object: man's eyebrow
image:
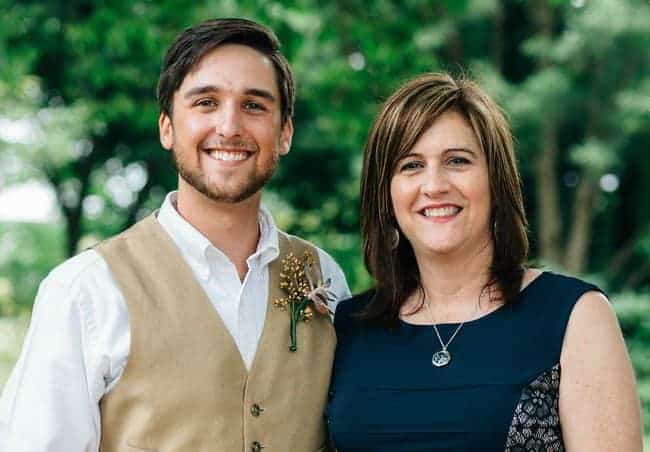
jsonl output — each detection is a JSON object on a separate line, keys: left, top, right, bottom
{"left": 244, "top": 88, "right": 276, "bottom": 103}
{"left": 183, "top": 85, "right": 219, "bottom": 99}
{"left": 183, "top": 85, "right": 277, "bottom": 103}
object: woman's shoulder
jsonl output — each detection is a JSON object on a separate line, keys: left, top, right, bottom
{"left": 522, "top": 269, "right": 605, "bottom": 308}
{"left": 515, "top": 269, "right": 606, "bottom": 333}
{"left": 500, "top": 270, "right": 611, "bottom": 376}
{"left": 548, "top": 270, "right": 613, "bottom": 337}
{"left": 534, "top": 269, "right": 602, "bottom": 291}
{"left": 517, "top": 269, "right": 608, "bottom": 355}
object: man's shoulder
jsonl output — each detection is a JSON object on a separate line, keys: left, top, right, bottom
{"left": 46, "top": 219, "right": 151, "bottom": 289}
{"left": 98, "top": 215, "right": 157, "bottom": 248}
{"left": 45, "top": 249, "right": 109, "bottom": 290}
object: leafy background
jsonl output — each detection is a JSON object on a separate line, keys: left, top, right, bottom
{"left": 0, "top": 0, "right": 648, "bottom": 444}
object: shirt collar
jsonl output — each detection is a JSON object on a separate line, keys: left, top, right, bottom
{"left": 156, "top": 191, "right": 280, "bottom": 281}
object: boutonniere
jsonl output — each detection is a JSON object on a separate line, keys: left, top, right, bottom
{"left": 273, "top": 250, "right": 335, "bottom": 352}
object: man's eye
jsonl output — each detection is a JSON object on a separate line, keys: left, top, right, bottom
{"left": 245, "top": 101, "right": 266, "bottom": 111}
{"left": 196, "top": 99, "right": 216, "bottom": 107}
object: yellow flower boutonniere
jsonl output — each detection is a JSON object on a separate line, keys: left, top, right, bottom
{"left": 273, "top": 250, "right": 335, "bottom": 352}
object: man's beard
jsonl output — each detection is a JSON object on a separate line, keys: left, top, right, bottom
{"left": 172, "top": 150, "right": 277, "bottom": 204}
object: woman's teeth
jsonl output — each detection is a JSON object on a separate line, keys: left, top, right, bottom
{"left": 422, "top": 206, "right": 460, "bottom": 217}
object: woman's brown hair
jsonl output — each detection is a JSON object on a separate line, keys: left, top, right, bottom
{"left": 360, "top": 72, "right": 529, "bottom": 327}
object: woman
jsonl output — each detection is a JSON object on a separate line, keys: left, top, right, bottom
{"left": 327, "top": 73, "right": 642, "bottom": 451}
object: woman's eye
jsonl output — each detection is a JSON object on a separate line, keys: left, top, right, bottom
{"left": 399, "top": 161, "right": 423, "bottom": 172}
{"left": 447, "top": 156, "right": 470, "bottom": 166}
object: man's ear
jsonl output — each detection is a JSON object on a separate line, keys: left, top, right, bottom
{"left": 279, "top": 117, "right": 293, "bottom": 156}
{"left": 159, "top": 112, "right": 173, "bottom": 150}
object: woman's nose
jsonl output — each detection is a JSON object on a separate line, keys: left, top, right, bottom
{"left": 421, "top": 166, "right": 450, "bottom": 195}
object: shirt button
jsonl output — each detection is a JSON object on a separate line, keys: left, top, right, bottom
{"left": 251, "top": 441, "right": 265, "bottom": 452}
{"left": 251, "top": 403, "right": 264, "bottom": 417}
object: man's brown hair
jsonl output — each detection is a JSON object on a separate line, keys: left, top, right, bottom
{"left": 157, "top": 17, "right": 295, "bottom": 125}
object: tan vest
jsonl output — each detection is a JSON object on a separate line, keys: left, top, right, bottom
{"left": 96, "top": 215, "right": 336, "bottom": 451}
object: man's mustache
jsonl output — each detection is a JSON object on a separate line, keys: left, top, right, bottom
{"left": 200, "top": 138, "right": 258, "bottom": 152}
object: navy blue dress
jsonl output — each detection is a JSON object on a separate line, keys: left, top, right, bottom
{"left": 327, "top": 272, "right": 601, "bottom": 451}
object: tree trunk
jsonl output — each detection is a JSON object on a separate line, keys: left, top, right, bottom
{"left": 491, "top": 1, "right": 504, "bottom": 72}
{"left": 563, "top": 57, "right": 609, "bottom": 274}
{"left": 529, "top": 0, "right": 563, "bottom": 265}
{"left": 446, "top": 28, "right": 465, "bottom": 64}
{"left": 63, "top": 203, "right": 83, "bottom": 257}
{"left": 49, "top": 155, "right": 93, "bottom": 258}
{"left": 535, "top": 124, "right": 563, "bottom": 264}
{"left": 564, "top": 178, "right": 597, "bottom": 274}
{"left": 606, "top": 237, "right": 638, "bottom": 278}
{"left": 624, "top": 263, "right": 650, "bottom": 289}
{"left": 59, "top": 171, "right": 91, "bottom": 257}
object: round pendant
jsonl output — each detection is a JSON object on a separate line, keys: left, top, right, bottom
{"left": 431, "top": 350, "right": 451, "bottom": 367}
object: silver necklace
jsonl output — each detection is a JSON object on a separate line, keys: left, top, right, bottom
{"left": 431, "top": 322, "right": 464, "bottom": 367}
{"left": 424, "top": 298, "right": 479, "bottom": 368}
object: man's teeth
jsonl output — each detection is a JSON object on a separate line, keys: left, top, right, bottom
{"left": 423, "top": 206, "right": 460, "bottom": 217}
{"left": 210, "top": 151, "right": 248, "bottom": 161}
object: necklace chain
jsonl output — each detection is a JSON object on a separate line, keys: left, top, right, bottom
{"left": 432, "top": 322, "right": 464, "bottom": 351}
{"left": 423, "top": 294, "right": 482, "bottom": 367}
{"left": 424, "top": 300, "right": 467, "bottom": 351}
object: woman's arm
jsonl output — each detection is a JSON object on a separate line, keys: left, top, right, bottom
{"left": 559, "top": 291, "right": 643, "bottom": 451}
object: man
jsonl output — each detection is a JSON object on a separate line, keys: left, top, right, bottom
{"left": 0, "top": 18, "right": 349, "bottom": 451}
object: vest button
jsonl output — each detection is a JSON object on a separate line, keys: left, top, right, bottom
{"left": 251, "top": 441, "right": 265, "bottom": 452}
{"left": 251, "top": 403, "right": 265, "bottom": 417}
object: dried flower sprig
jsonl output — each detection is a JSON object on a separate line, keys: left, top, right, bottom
{"left": 274, "top": 251, "right": 335, "bottom": 351}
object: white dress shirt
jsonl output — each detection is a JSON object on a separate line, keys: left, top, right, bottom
{"left": 0, "top": 192, "right": 350, "bottom": 452}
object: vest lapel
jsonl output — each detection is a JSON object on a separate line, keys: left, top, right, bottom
{"left": 247, "top": 232, "right": 291, "bottom": 374}
{"left": 139, "top": 214, "right": 247, "bottom": 374}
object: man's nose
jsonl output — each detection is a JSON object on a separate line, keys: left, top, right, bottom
{"left": 214, "top": 102, "right": 243, "bottom": 138}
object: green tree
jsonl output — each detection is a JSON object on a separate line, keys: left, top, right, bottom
{"left": 1, "top": 0, "right": 649, "bottom": 295}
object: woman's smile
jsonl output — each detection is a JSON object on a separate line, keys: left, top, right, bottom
{"left": 418, "top": 204, "right": 463, "bottom": 223}
{"left": 390, "top": 109, "right": 491, "bottom": 257}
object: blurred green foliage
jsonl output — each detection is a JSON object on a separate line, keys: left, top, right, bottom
{"left": 1, "top": 0, "right": 648, "bottom": 295}
{"left": 0, "top": 0, "right": 649, "bottom": 437}
{"left": 0, "top": 314, "right": 28, "bottom": 387}
{"left": 0, "top": 223, "right": 65, "bottom": 316}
